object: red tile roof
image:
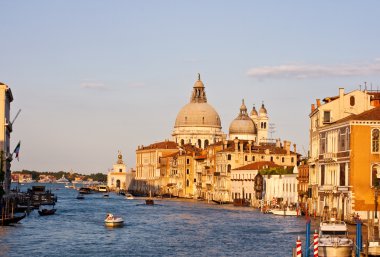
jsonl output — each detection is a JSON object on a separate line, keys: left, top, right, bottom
{"left": 334, "top": 107, "right": 380, "bottom": 124}
{"left": 139, "top": 141, "right": 178, "bottom": 150}
{"left": 233, "top": 161, "right": 280, "bottom": 171}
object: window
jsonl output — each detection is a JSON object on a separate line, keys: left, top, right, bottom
{"left": 228, "top": 154, "right": 231, "bottom": 160}
{"left": 204, "top": 140, "right": 209, "bottom": 148}
{"left": 186, "top": 169, "right": 189, "bottom": 175}
{"left": 186, "top": 179, "right": 189, "bottom": 187}
{"left": 350, "top": 96, "right": 355, "bottom": 106}
{"left": 372, "top": 129, "right": 380, "bottom": 153}
{"left": 340, "top": 163, "right": 346, "bottom": 186}
{"left": 181, "top": 139, "right": 184, "bottom": 146}
{"left": 119, "top": 168, "right": 122, "bottom": 172}
{"left": 252, "top": 156, "right": 255, "bottom": 161}
{"left": 270, "top": 156, "right": 273, "bottom": 162}
{"left": 281, "top": 157, "right": 285, "bottom": 163}
{"left": 321, "top": 165, "right": 325, "bottom": 186}
{"left": 187, "top": 158, "right": 190, "bottom": 165}
{"left": 227, "top": 164, "right": 231, "bottom": 172}
{"left": 320, "top": 132, "right": 326, "bottom": 154}
{"left": 198, "top": 139, "right": 202, "bottom": 148}
{"left": 323, "top": 111, "right": 331, "bottom": 123}
{"left": 372, "top": 165, "right": 380, "bottom": 187}
{"left": 245, "top": 156, "right": 248, "bottom": 161}
{"left": 194, "top": 178, "right": 196, "bottom": 182}
{"left": 291, "top": 157, "right": 294, "bottom": 163}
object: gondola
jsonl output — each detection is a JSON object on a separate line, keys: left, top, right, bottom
{"left": 1, "top": 212, "right": 27, "bottom": 226}
{"left": 38, "top": 208, "right": 57, "bottom": 216}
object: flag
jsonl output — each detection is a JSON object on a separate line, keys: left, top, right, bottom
{"left": 13, "top": 141, "right": 21, "bottom": 161}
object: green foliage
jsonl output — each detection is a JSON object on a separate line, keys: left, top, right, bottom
{"left": 259, "top": 167, "right": 294, "bottom": 175}
{"left": 13, "top": 170, "right": 107, "bottom": 182}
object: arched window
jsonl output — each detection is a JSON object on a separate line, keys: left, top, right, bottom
{"left": 180, "top": 139, "right": 184, "bottom": 146}
{"left": 372, "top": 129, "right": 379, "bottom": 153}
{"left": 198, "top": 139, "right": 202, "bottom": 148}
{"left": 270, "top": 156, "right": 273, "bottom": 162}
{"left": 204, "top": 140, "right": 209, "bottom": 148}
{"left": 252, "top": 156, "right": 255, "bottom": 161}
{"left": 245, "top": 155, "right": 248, "bottom": 161}
{"left": 264, "top": 122, "right": 267, "bottom": 129}
{"left": 350, "top": 96, "right": 355, "bottom": 106}
{"left": 227, "top": 164, "right": 231, "bottom": 172}
{"left": 186, "top": 179, "right": 189, "bottom": 187}
{"left": 227, "top": 154, "right": 232, "bottom": 160}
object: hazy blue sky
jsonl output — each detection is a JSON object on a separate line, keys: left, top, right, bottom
{"left": 1, "top": 1, "right": 380, "bottom": 174}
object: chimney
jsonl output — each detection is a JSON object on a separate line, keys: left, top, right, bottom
{"left": 339, "top": 88, "right": 344, "bottom": 99}
{"left": 284, "top": 140, "right": 291, "bottom": 155}
{"left": 316, "top": 99, "right": 321, "bottom": 107}
{"left": 311, "top": 104, "right": 315, "bottom": 112}
{"left": 276, "top": 138, "right": 281, "bottom": 148}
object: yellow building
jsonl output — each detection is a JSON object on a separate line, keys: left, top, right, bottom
{"left": 308, "top": 88, "right": 380, "bottom": 219}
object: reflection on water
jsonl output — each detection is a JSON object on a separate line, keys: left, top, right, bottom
{"left": 0, "top": 184, "right": 309, "bottom": 257}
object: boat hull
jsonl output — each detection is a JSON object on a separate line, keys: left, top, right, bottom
{"left": 318, "top": 246, "right": 353, "bottom": 257}
{"left": 271, "top": 210, "right": 298, "bottom": 216}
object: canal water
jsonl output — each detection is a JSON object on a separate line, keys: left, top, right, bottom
{"left": 0, "top": 184, "right": 313, "bottom": 257}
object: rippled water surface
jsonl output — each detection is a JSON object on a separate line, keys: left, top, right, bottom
{"left": 0, "top": 184, "right": 311, "bottom": 257}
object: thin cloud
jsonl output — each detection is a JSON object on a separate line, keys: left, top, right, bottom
{"left": 128, "top": 82, "right": 145, "bottom": 88}
{"left": 80, "top": 81, "right": 109, "bottom": 90}
{"left": 247, "top": 59, "right": 380, "bottom": 79}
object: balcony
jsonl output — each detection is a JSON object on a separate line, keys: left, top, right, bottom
{"left": 321, "top": 152, "right": 337, "bottom": 162}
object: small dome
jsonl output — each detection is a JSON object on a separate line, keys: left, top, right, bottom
{"left": 229, "top": 99, "right": 257, "bottom": 135}
{"left": 259, "top": 103, "right": 267, "bottom": 115}
{"left": 250, "top": 105, "right": 258, "bottom": 116}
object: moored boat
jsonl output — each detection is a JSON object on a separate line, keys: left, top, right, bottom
{"left": 0, "top": 212, "right": 27, "bottom": 226}
{"left": 104, "top": 213, "right": 124, "bottom": 227}
{"left": 38, "top": 208, "right": 57, "bottom": 216}
{"left": 270, "top": 208, "right": 298, "bottom": 216}
{"left": 125, "top": 193, "right": 134, "bottom": 200}
{"left": 318, "top": 218, "right": 353, "bottom": 257}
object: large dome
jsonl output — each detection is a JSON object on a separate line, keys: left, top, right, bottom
{"left": 229, "top": 100, "right": 257, "bottom": 135}
{"left": 175, "top": 102, "right": 221, "bottom": 128}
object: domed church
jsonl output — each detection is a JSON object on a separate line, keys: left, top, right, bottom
{"left": 172, "top": 74, "right": 224, "bottom": 149}
{"left": 229, "top": 99, "right": 257, "bottom": 141}
{"left": 229, "top": 100, "right": 269, "bottom": 144}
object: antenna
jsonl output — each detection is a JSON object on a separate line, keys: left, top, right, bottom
{"left": 268, "top": 123, "right": 276, "bottom": 139}
{"left": 11, "top": 109, "right": 21, "bottom": 125}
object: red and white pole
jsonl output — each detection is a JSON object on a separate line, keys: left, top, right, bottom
{"left": 313, "top": 230, "right": 319, "bottom": 257}
{"left": 296, "top": 236, "right": 302, "bottom": 257}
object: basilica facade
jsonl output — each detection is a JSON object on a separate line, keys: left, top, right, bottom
{"left": 135, "top": 75, "right": 299, "bottom": 202}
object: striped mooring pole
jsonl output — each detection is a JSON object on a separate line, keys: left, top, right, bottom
{"left": 296, "top": 236, "right": 302, "bottom": 257}
{"left": 313, "top": 230, "right": 319, "bottom": 257}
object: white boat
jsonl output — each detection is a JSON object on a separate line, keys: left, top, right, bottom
{"left": 98, "top": 185, "right": 108, "bottom": 192}
{"left": 104, "top": 213, "right": 124, "bottom": 227}
{"left": 125, "top": 193, "right": 134, "bottom": 200}
{"left": 318, "top": 218, "right": 353, "bottom": 257}
{"left": 270, "top": 207, "right": 298, "bottom": 216}
{"left": 57, "top": 175, "right": 70, "bottom": 183}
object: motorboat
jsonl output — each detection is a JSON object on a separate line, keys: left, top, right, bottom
{"left": 76, "top": 193, "right": 85, "bottom": 200}
{"left": 125, "top": 193, "right": 134, "bottom": 200}
{"left": 98, "top": 185, "right": 108, "bottom": 192}
{"left": 270, "top": 207, "right": 298, "bottom": 216}
{"left": 103, "top": 193, "right": 109, "bottom": 198}
{"left": 318, "top": 218, "right": 353, "bottom": 257}
{"left": 104, "top": 213, "right": 124, "bottom": 227}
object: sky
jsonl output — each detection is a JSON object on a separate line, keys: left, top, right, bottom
{"left": 1, "top": 1, "right": 380, "bottom": 174}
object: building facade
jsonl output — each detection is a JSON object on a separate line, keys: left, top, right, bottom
{"left": 107, "top": 152, "right": 128, "bottom": 191}
{"left": 308, "top": 87, "right": 380, "bottom": 219}
{"left": 0, "top": 83, "right": 13, "bottom": 194}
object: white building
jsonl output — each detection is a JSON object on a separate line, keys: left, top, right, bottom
{"left": 107, "top": 152, "right": 128, "bottom": 191}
